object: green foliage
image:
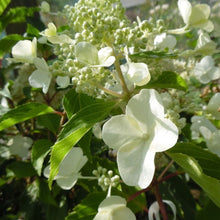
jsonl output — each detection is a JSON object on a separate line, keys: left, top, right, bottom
{"left": 49, "top": 101, "right": 115, "bottom": 188}
{"left": 145, "top": 71, "right": 188, "bottom": 91}
{"left": 129, "top": 50, "right": 178, "bottom": 59}
{"left": 168, "top": 148, "right": 220, "bottom": 207}
{"left": 0, "top": 103, "right": 54, "bottom": 131}
{"left": 0, "top": 0, "right": 11, "bottom": 16}
{"left": 31, "top": 139, "right": 53, "bottom": 176}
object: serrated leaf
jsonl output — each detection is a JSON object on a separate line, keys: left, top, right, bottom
{"left": 63, "top": 89, "right": 99, "bottom": 119}
{"left": 168, "top": 143, "right": 220, "bottom": 179}
{"left": 0, "top": 103, "right": 54, "bottom": 131}
{"left": 6, "top": 161, "right": 36, "bottom": 178}
{"left": 167, "top": 152, "right": 220, "bottom": 207}
{"left": 129, "top": 51, "right": 178, "bottom": 59}
{"left": 145, "top": 71, "right": 188, "bottom": 91}
{"left": 0, "top": 0, "right": 11, "bottom": 16}
{"left": 37, "top": 114, "right": 61, "bottom": 134}
{"left": 49, "top": 101, "right": 115, "bottom": 188}
{"left": 31, "top": 139, "right": 52, "bottom": 176}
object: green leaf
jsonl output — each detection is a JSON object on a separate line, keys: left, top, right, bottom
{"left": 129, "top": 50, "right": 178, "bottom": 59}
{"left": 66, "top": 192, "right": 106, "bottom": 220}
{"left": 78, "top": 130, "right": 92, "bottom": 160}
{"left": 0, "top": 103, "right": 54, "bottom": 131}
{"left": 0, "top": 34, "right": 25, "bottom": 58}
{"left": 196, "top": 200, "right": 220, "bottom": 220}
{"left": 63, "top": 89, "right": 99, "bottom": 119}
{"left": 0, "top": 0, "right": 11, "bottom": 16}
{"left": 37, "top": 114, "right": 61, "bottom": 134}
{"left": 145, "top": 71, "right": 188, "bottom": 91}
{"left": 0, "top": 6, "right": 39, "bottom": 32}
{"left": 49, "top": 101, "right": 115, "bottom": 188}
{"left": 26, "top": 23, "right": 40, "bottom": 36}
{"left": 6, "top": 161, "right": 36, "bottom": 178}
{"left": 168, "top": 143, "right": 220, "bottom": 179}
{"left": 167, "top": 152, "right": 220, "bottom": 207}
{"left": 31, "top": 139, "right": 52, "bottom": 176}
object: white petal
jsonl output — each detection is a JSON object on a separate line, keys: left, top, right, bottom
{"left": 178, "top": 0, "right": 192, "bottom": 25}
{"left": 102, "top": 115, "right": 143, "bottom": 151}
{"left": 28, "top": 69, "right": 51, "bottom": 94}
{"left": 206, "top": 93, "right": 220, "bottom": 120}
{"left": 44, "top": 22, "right": 57, "bottom": 37}
{"left": 209, "top": 67, "right": 220, "bottom": 81}
{"left": 148, "top": 201, "right": 160, "bottom": 220}
{"left": 56, "top": 175, "right": 79, "bottom": 190}
{"left": 58, "top": 147, "right": 87, "bottom": 176}
{"left": 98, "top": 196, "right": 126, "bottom": 211}
{"left": 98, "top": 47, "right": 115, "bottom": 67}
{"left": 93, "top": 211, "right": 111, "bottom": 220}
{"left": 112, "top": 206, "right": 136, "bottom": 220}
{"left": 56, "top": 76, "right": 70, "bottom": 88}
{"left": 206, "top": 130, "right": 220, "bottom": 157}
{"left": 117, "top": 141, "right": 156, "bottom": 188}
{"left": 11, "top": 38, "right": 37, "bottom": 63}
{"left": 149, "top": 200, "right": 176, "bottom": 220}
{"left": 126, "top": 89, "right": 164, "bottom": 133}
{"left": 33, "top": 57, "right": 49, "bottom": 71}
{"left": 150, "top": 118, "right": 178, "bottom": 152}
{"left": 48, "top": 35, "right": 74, "bottom": 44}
{"left": 127, "top": 63, "right": 151, "bottom": 86}
{"left": 43, "top": 165, "right": 50, "bottom": 178}
{"left": 200, "top": 56, "right": 214, "bottom": 69}
{"left": 75, "top": 42, "right": 98, "bottom": 65}
{"left": 190, "top": 4, "right": 211, "bottom": 26}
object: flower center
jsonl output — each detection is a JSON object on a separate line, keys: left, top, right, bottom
{"left": 142, "top": 132, "right": 149, "bottom": 140}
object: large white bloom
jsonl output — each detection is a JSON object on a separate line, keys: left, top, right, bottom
{"left": 10, "top": 38, "right": 37, "bottom": 63}
{"left": 102, "top": 89, "right": 178, "bottom": 188}
{"left": 29, "top": 57, "right": 52, "bottom": 94}
{"left": 41, "top": 23, "right": 74, "bottom": 44}
{"left": 44, "top": 147, "right": 88, "bottom": 190}
{"left": 206, "top": 93, "right": 220, "bottom": 120}
{"left": 193, "top": 56, "right": 220, "bottom": 84}
{"left": 93, "top": 196, "right": 136, "bottom": 220}
{"left": 178, "top": 0, "right": 214, "bottom": 32}
{"left": 75, "top": 42, "right": 115, "bottom": 67}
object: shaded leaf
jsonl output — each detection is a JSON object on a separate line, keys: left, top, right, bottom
{"left": 6, "top": 161, "right": 36, "bottom": 178}
{"left": 168, "top": 143, "right": 220, "bottom": 179}
{"left": 0, "top": 0, "right": 11, "bottom": 16}
{"left": 167, "top": 152, "right": 220, "bottom": 207}
{"left": 31, "top": 139, "right": 52, "bottom": 176}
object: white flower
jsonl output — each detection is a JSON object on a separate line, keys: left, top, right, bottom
{"left": 154, "top": 33, "right": 177, "bottom": 51}
{"left": 102, "top": 89, "right": 178, "bottom": 188}
{"left": 193, "top": 56, "right": 220, "bottom": 84}
{"left": 75, "top": 42, "right": 115, "bottom": 67}
{"left": 44, "top": 147, "right": 88, "bottom": 190}
{"left": 40, "top": 1, "right": 50, "bottom": 13}
{"left": 9, "top": 38, "right": 37, "bottom": 63}
{"left": 126, "top": 62, "right": 151, "bottom": 86}
{"left": 29, "top": 57, "right": 52, "bottom": 94}
{"left": 178, "top": 0, "right": 214, "bottom": 32}
{"left": 7, "top": 135, "right": 33, "bottom": 159}
{"left": 93, "top": 196, "right": 136, "bottom": 220}
{"left": 41, "top": 23, "right": 74, "bottom": 44}
{"left": 206, "top": 93, "right": 220, "bottom": 120}
{"left": 195, "top": 32, "right": 217, "bottom": 55}
{"left": 191, "top": 116, "right": 220, "bottom": 156}
{"left": 191, "top": 116, "right": 216, "bottom": 139}
{"left": 148, "top": 200, "right": 176, "bottom": 220}
{"left": 56, "top": 76, "right": 70, "bottom": 88}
